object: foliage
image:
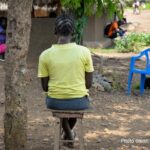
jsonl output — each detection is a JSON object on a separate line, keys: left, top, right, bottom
{"left": 144, "top": 3, "right": 150, "bottom": 9}
{"left": 124, "top": 0, "right": 150, "bottom": 9}
{"left": 73, "top": 16, "right": 87, "bottom": 44}
{"left": 124, "top": 0, "right": 133, "bottom": 7}
{"left": 61, "top": 0, "right": 124, "bottom": 17}
{"left": 114, "top": 33, "right": 150, "bottom": 53}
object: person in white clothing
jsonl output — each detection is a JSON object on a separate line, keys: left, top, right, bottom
{"left": 133, "top": 0, "right": 140, "bottom": 15}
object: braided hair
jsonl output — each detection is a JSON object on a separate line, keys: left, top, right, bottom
{"left": 55, "top": 14, "right": 74, "bottom": 36}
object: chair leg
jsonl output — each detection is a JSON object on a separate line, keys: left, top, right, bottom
{"left": 54, "top": 118, "right": 61, "bottom": 150}
{"left": 127, "top": 72, "right": 133, "bottom": 95}
{"left": 78, "top": 118, "right": 84, "bottom": 150}
{"left": 140, "top": 74, "right": 146, "bottom": 95}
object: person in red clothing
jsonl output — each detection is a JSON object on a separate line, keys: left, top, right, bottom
{"left": 107, "top": 20, "right": 126, "bottom": 39}
{"left": 107, "top": 21, "right": 118, "bottom": 38}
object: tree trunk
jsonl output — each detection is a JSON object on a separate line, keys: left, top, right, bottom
{"left": 4, "top": 0, "right": 33, "bottom": 150}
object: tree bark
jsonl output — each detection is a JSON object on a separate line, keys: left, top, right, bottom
{"left": 4, "top": 0, "right": 33, "bottom": 150}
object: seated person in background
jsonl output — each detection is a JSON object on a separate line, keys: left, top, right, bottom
{"left": 105, "top": 19, "right": 126, "bottom": 39}
{"left": 0, "top": 17, "right": 7, "bottom": 61}
{"left": 133, "top": 0, "right": 140, "bottom": 14}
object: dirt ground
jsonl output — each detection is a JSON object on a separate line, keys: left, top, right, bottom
{"left": 124, "top": 9, "right": 150, "bottom": 34}
{"left": 0, "top": 10, "right": 150, "bottom": 150}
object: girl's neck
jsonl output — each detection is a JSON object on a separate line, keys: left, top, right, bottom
{"left": 57, "top": 35, "right": 72, "bottom": 44}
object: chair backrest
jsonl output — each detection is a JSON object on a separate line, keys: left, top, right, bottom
{"left": 141, "top": 48, "right": 150, "bottom": 70}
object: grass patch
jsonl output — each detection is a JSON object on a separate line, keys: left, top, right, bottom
{"left": 114, "top": 33, "right": 150, "bottom": 53}
{"left": 90, "top": 46, "right": 118, "bottom": 54}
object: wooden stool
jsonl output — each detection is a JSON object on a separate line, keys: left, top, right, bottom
{"left": 50, "top": 109, "right": 87, "bottom": 150}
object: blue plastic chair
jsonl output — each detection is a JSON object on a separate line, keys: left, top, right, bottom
{"left": 127, "top": 48, "right": 150, "bottom": 95}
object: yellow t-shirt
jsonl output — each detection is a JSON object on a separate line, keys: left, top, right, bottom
{"left": 38, "top": 43, "right": 94, "bottom": 99}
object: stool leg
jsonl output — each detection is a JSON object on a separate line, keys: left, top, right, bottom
{"left": 54, "top": 118, "right": 61, "bottom": 150}
{"left": 78, "top": 118, "right": 84, "bottom": 150}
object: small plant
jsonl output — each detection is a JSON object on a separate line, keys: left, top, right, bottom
{"left": 114, "top": 33, "right": 150, "bottom": 53}
{"left": 133, "top": 83, "right": 140, "bottom": 90}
